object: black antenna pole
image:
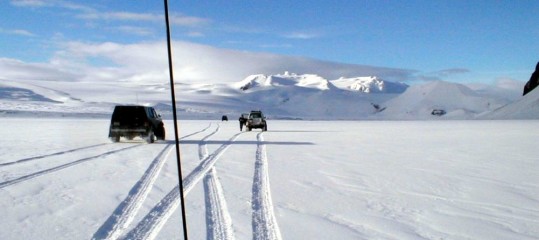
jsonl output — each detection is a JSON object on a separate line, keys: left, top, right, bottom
{"left": 164, "top": 0, "right": 189, "bottom": 239}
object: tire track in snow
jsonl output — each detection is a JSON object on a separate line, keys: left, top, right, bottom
{"left": 0, "top": 143, "right": 109, "bottom": 168}
{"left": 203, "top": 168, "right": 235, "bottom": 240}
{"left": 121, "top": 132, "right": 242, "bottom": 240}
{"left": 182, "top": 123, "right": 213, "bottom": 140}
{"left": 198, "top": 124, "right": 220, "bottom": 160}
{"left": 252, "top": 132, "right": 282, "bottom": 240}
{"left": 90, "top": 124, "right": 215, "bottom": 239}
{"left": 0, "top": 145, "right": 141, "bottom": 189}
{"left": 199, "top": 124, "right": 235, "bottom": 240}
{"left": 0, "top": 124, "right": 209, "bottom": 170}
{"left": 91, "top": 144, "right": 174, "bottom": 240}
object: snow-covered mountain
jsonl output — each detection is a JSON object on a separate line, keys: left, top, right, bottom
{"left": 231, "top": 73, "right": 381, "bottom": 119}
{"left": 479, "top": 87, "right": 539, "bottom": 119}
{"left": 0, "top": 74, "right": 534, "bottom": 120}
{"left": 377, "top": 81, "right": 510, "bottom": 119}
{"left": 331, "top": 76, "right": 408, "bottom": 93}
{"left": 235, "top": 72, "right": 336, "bottom": 91}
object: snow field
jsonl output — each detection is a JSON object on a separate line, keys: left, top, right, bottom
{"left": 0, "top": 118, "right": 538, "bottom": 239}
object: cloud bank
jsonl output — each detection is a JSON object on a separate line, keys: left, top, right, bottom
{"left": 0, "top": 40, "right": 416, "bottom": 85}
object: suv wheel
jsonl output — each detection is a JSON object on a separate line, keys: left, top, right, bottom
{"left": 157, "top": 126, "right": 166, "bottom": 140}
{"left": 111, "top": 135, "right": 120, "bottom": 143}
{"left": 146, "top": 130, "right": 155, "bottom": 143}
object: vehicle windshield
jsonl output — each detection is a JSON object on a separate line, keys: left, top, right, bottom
{"left": 250, "top": 112, "right": 262, "bottom": 118}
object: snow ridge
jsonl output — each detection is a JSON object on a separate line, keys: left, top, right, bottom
{"left": 252, "top": 132, "right": 282, "bottom": 240}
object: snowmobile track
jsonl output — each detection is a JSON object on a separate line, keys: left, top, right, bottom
{"left": 0, "top": 143, "right": 109, "bottom": 168}
{"left": 0, "top": 144, "right": 141, "bottom": 189}
{"left": 121, "top": 131, "right": 243, "bottom": 240}
{"left": 91, "top": 144, "right": 175, "bottom": 240}
{"left": 251, "top": 132, "right": 282, "bottom": 240}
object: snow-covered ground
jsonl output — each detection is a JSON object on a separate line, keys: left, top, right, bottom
{"left": 1, "top": 118, "right": 537, "bottom": 239}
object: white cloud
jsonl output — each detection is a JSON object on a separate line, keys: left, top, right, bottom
{"left": 11, "top": 0, "right": 93, "bottom": 12}
{"left": 259, "top": 43, "right": 293, "bottom": 48}
{"left": 169, "top": 14, "right": 211, "bottom": 27}
{"left": 417, "top": 68, "right": 471, "bottom": 81}
{"left": 283, "top": 32, "right": 319, "bottom": 39}
{"left": 11, "top": 1, "right": 210, "bottom": 28}
{"left": 77, "top": 11, "right": 210, "bottom": 28}
{"left": 0, "top": 40, "right": 415, "bottom": 84}
{"left": 187, "top": 31, "right": 205, "bottom": 38}
{"left": 80, "top": 11, "right": 160, "bottom": 22}
{"left": 9, "top": 0, "right": 48, "bottom": 7}
{"left": 12, "top": 29, "right": 35, "bottom": 36}
{"left": 493, "top": 77, "right": 524, "bottom": 91}
{"left": 0, "top": 28, "right": 36, "bottom": 37}
{"left": 0, "top": 58, "right": 81, "bottom": 81}
{"left": 116, "top": 26, "right": 154, "bottom": 36}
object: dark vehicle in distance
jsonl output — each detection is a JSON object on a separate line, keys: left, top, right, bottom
{"left": 108, "top": 105, "right": 165, "bottom": 143}
{"left": 246, "top": 110, "right": 267, "bottom": 131}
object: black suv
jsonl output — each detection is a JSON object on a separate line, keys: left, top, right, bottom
{"left": 108, "top": 105, "right": 165, "bottom": 143}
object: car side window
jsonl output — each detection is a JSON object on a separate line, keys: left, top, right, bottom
{"left": 147, "top": 108, "right": 155, "bottom": 118}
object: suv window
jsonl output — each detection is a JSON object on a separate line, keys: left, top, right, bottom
{"left": 112, "top": 106, "right": 146, "bottom": 122}
{"left": 250, "top": 112, "right": 262, "bottom": 118}
{"left": 147, "top": 108, "right": 156, "bottom": 118}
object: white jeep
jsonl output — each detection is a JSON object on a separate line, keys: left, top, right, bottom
{"left": 246, "top": 110, "right": 267, "bottom": 131}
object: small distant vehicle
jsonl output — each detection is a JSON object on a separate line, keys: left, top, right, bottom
{"left": 431, "top": 109, "right": 447, "bottom": 116}
{"left": 108, "top": 105, "right": 165, "bottom": 143}
{"left": 246, "top": 110, "right": 267, "bottom": 131}
{"left": 222, "top": 115, "right": 228, "bottom": 121}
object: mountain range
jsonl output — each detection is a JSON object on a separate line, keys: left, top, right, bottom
{"left": 0, "top": 72, "right": 535, "bottom": 120}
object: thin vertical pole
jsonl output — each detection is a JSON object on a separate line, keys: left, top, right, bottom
{"left": 164, "top": 0, "right": 189, "bottom": 239}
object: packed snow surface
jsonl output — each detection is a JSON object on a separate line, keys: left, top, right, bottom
{"left": 1, "top": 118, "right": 537, "bottom": 239}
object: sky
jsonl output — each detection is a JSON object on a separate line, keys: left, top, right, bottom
{"left": 1, "top": 0, "right": 539, "bottom": 86}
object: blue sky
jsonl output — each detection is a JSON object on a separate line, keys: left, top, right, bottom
{"left": 1, "top": 0, "right": 539, "bottom": 85}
